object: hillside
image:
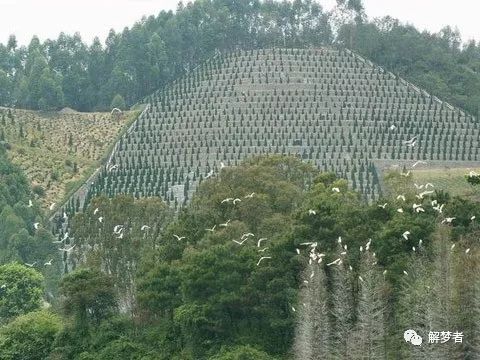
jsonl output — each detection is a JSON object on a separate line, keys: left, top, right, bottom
{"left": 0, "top": 107, "right": 136, "bottom": 211}
{"left": 86, "top": 47, "right": 480, "bottom": 207}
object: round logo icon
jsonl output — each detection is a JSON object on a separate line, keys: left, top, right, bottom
{"left": 404, "top": 329, "right": 422, "bottom": 346}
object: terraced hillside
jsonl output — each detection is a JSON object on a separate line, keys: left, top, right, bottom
{"left": 0, "top": 107, "right": 136, "bottom": 210}
{"left": 86, "top": 47, "right": 480, "bottom": 206}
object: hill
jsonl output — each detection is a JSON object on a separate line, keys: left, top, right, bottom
{"left": 85, "top": 47, "right": 480, "bottom": 207}
{"left": 0, "top": 107, "right": 136, "bottom": 211}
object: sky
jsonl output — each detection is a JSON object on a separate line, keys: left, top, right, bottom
{"left": 0, "top": 0, "right": 479, "bottom": 46}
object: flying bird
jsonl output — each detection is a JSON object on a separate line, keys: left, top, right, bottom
{"left": 414, "top": 183, "right": 424, "bottom": 190}
{"left": 257, "top": 238, "right": 268, "bottom": 247}
{"left": 49, "top": 203, "right": 56, "bottom": 211}
{"left": 233, "top": 198, "right": 242, "bottom": 205}
{"left": 44, "top": 259, "right": 53, "bottom": 266}
{"left": 332, "top": 187, "right": 340, "bottom": 193}
{"left": 256, "top": 256, "right": 272, "bottom": 266}
{"left": 205, "top": 225, "right": 216, "bottom": 232}
{"left": 28, "top": 200, "right": 33, "bottom": 207}
{"left": 205, "top": 170, "right": 214, "bottom": 179}
{"left": 173, "top": 235, "right": 186, "bottom": 241}
{"left": 378, "top": 203, "right": 388, "bottom": 209}
{"left": 244, "top": 192, "right": 255, "bottom": 198}
{"left": 389, "top": 124, "right": 396, "bottom": 131}
{"left": 141, "top": 225, "right": 150, "bottom": 231}
{"left": 402, "top": 231, "right": 410, "bottom": 240}
{"left": 113, "top": 225, "right": 124, "bottom": 233}
{"left": 441, "top": 217, "right": 456, "bottom": 224}
{"left": 233, "top": 238, "right": 249, "bottom": 245}
{"left": 412, "top": 161, "right": 427, "bottom": 168}
{"left": 219, "top": 220, "right": 231, "bottom": 228}
{"left": 308, "top": 209, "right": 316, "bottom": 215}
{"left": 93, "top": 208, "right": 99, "bottom": 215}
{"left": 425, "top": 183, "right": 434, "bottom": 189}
{"left": 326, "top": 258, "right": 341, "bottom": 266}
{"left": 25, "top": 262, "right": 36, "bottom": 267}
{"left": 400, "top": 171, "right": 411, "bottom": 177}
{"left": 258, "top": 247, "right": 269, "bottom": 252}
{"left": 33, "top": 222, "right": 40, "bottom": 230}
{"left": 241, "top": 233, "right": 254, "bottom": 239}
{"left": 59, "top": 245, "right": 75, "bottom": 252}
{"left": 98, "top": 217, "right": 104, "bottom": 223}
{"left": 221, "top": 198, "right": 233, "bottom": 204}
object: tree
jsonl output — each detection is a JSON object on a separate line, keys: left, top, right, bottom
{"left": 0, "top": 310, "right": 62, "bottom": 360}
{"left": 209, "top": 345, "right": 277, "bottom": 360}
{"left": 59, "top": 268, "right": 116, "bottom": 329}
{"left": 0, "top": 262, "right": 44, "bottom": 321}
{"left": 110, "top": 94, "right": 126, "bottom": 110}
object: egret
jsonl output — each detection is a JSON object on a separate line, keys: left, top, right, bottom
{"left": 244, "top": 192, "right": 255, "bottom": 198}
{"left": 400, "top": 171, "right": 411, "bottom": 177}
{"left": 425, "top": 183, "right": 434, "bottom": 189}
{"left": 412, "top": 161, "right": 427, "bottom": 168}
{"left": 221, "top": 198, "right": 233, "bottom": 204}
{"left": 44, "top": 259, "right": 53, "bottom": 266}
{"left": 326, "top": 258, "right": 341, "bottom": 266}
{"left": 295, "top": 248, "right": 300, "bottom": 255}
{"left": 257, "top": 238, "right": 267, "bottom": 247}
{"left": 205, "top": 170, "right": 214, "bottom": 179}
{"left": 49, "top": 203, "right": 56, "bottom": 211}
{"left": 205, "top": 225, "right": 216, "bottom": 232}
{"left": 241, "top": 233, "right": 254, "bottom": 239}
{"left": 219, "top": 220, "right": 231, "bottom": 227}
{"left": 414, "top": 183, "right": 424, "bottom": 190}
{"left": 233, "top": 238, "right": 248, "bottom": 245}
{"left": 28, "top": 199, "right": 33, "bottom": 207}
{"left": 418, "top": 190, "right": 434, "bottom": 199}
{"left": 389, "top": 124, "right": 396, "bottom": 131}
{"left": 98, "top": 217, "right": 103, "bottom": 223}
{"left": 378, "top": 203, "right": 388, "bottom": 209}
{"left": 310, "top": 272, "right": 315, "bottom": 279}
{"left": 466, "top": 248, "right": 471, "bottom": 254}
{"left": 258, "top": 247, "right": 269, "bottom": 252}
{"left": 233, "top": 198, "right": 242, "bottom": 205}
{"left": 141, "top": 225, "right": 150, "bottom": 231}
{"left": 113, "top": 225, "right": 124, "bottom": 233}
{"left": 402, "top": 231, "right": 410, "bottom": 240}
{"left": 359, "top": 276, "right": 364, "bottom": 282}
{"left": 403, "top": 270, "right": 408, "bottom": 276}
{"left": 93, "top": 208, "right": 99, "bottom": 215}
{"left": 173, "top": 235, "right": 186, "bottom": 241}
{"left": 220, "top": 162, "right": 226, "bottom": 169}
{"left": 33, "top": 222, "right": 40, "bottom": 230}
{"left": 471, "top": 216, "right": 476, "bottom": 221}
{"left": 451, "top": 244, "right": 456, "bottom": 250}
{"left": 308, "top": 209, "right": 316, "bottom": 215}
{"left": 337, "top": 236, "right": 342, "bottom": 244}
{"left": 332, "top": 187, "right": 340, "bottom": 193}
{"left": 397, "top": 194, "right": 406, "bottom": 201}
{"left": 441, "top": 217, "right": 456, "bottom": 224}
{"left": 397, "top": 208, "right": 404, "bottom": 213}
{"left": 256, "top": 256, "right": 271, "bottom": 266}
{"left": 59, "top": 245, "right": 75, "bottom": 252}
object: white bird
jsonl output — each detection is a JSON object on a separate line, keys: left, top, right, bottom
{"left": 413, "top": 204, "right": 425, "bottom": 213}
{"left": 49, "top": 203, "right": 56, "bottom": 211}
{"left": 44, "top": 259, "right": 53, "bottom": 266}
{"left": 291, "top": 306, "right": 296, "bottom": 312}
{"left": 402, "top": 231, "right": 410, "bottom": 240}
{"left": 466, "top": 248, "right": 471, "bottom": 254}
{"left": 28, "top": 200, "right": 33, "bottom": 207}
{"left": 233, "top": 198, "right": 242, "bottom": 205}
{"left": 412, "top": 246, "right": 416, "bottom": 252}
{"left": 295, "top": 248, "right": 300, "bottom": 255}
{"left": 378, "top": 203, "right": 388, "bottom": 209}
{"left": 256, "top": 256, "right": 271, "bottom": 266}
{"left": 98, "top": 217, "right": 103, "bottom": 223}
{"left": 310, "top": 272, "right": 315, "bottom": 279}
{"left": 220, "top": 162, "right": 226, "bottom": 169}
{"left": 141, "top": 225, "right": 150, "bottom": 231}
{"left": 59, "top": 245, "right": 75, "bottom": 252}
{"left": 241, "top": 233, "right": 254, "bottom": 240}
{"left": 113, "top": 225, "right": 124, "bottom": 234}
{"left": 173, "top": 235, "right": 186, "bottom": 241}
{"left": 308, "top": 209, "right": 316, "bottom": 215}
{"left": 471, "top": 216, "right": 476, "bottom": 221}
{"left": 400, "top": 171, "right": 411, "bottom": 177}
{"left": 396, "top": 195, "right": 406, "bottom": 201}
{"left": 337, "top": 236, "right": 342, "bottom": 244}
{"left": 360, "top": 246, "right": 363, "bottom": 252}
{"left": 257, "top": 238, "right": 268, "bottom": 247}
{"left": 107, "top": 164, "right": 119, "bottom": 172}
{"left": 326, "top": 258, "right": 341, "bottom": 266}
{"left": 414, "top": 183, "right": 424, "bottom": 190}
{"left": 451, "top": 244, "right": 456, "bottom": 250}
{"left": 332, "top": 187, "right": 340, "bottom": 193}
{"left": 417, "top": 190, "right": 434, "bottom": 199}
{"left": 300, "top": 242, "right": 314, "bottom": 246}
{"left": 25, "top": 262, "right": 36, "bottom": 267}
{"left": 418, "top": 239, "right": 423, "bottom": 247}
{"left": 389, "top": 124, "right": 396, "bottom": 131}
{"left": 205, "top": 170, "right": 214, "bottom": 179}
{"left": 219, "top": 220, "right": 231, "bottom": 227}
{"left": 93, "top": 208, "right": 99, "bottom": 215}
{"left": 441, "top": 217, "right": 456, "bottom": 224}
{"left": 349, "top": 265, "right": 353, "bottom": 271}
{"left": 383, "top": 270, "right": 387, "bottom": 276}
{"left": 233, "top": 238, "right": 248, "bottom": 245}
{"left": 221, "top": 198, "right": 233, "bottom": 204}
{"left": 403, "top": 270, "right": 409, "bottom": 276}
{"left": 397, "top": 208, "right": 404, "bottom": 213}
{"left": 258, "top": 247, "right": 269, "bottom": 252}
{"left": 63, "top": 212, "right": 68, "bottom": 220}
{"left": 205, "top": 225, "right": 216, "bottom": 232}
{"left": 425, "top": 183, "right": 434, "bottom": 189}
{"left": 358, "top": 276, "right": 364, "bottom": 282}
{"left": 468, "top": 171, "right": 479, "bottom": 177}
{"left": 244, "top": 192, "right": 255, "bottom": 198}
{"left": 33, "top": 222, "right": 40, "bottom": 230}
{"left": 433, "top": 204, "right": 445, "bottom": 213}
{"left": 412, "top": 161, "right": 427, "bottom": 168}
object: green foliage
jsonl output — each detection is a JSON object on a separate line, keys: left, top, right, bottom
{"left": 110, "top": 94, "right": 126, "bottom": 110}
{"left": 208, "top": 345, "right": 277, "bottom": 360}
{"left": 59, "top": 268, "right": 116, "bottom": 328}
{"left": 0, "top": 310, "right": 62, "bottom": 360}
{"left": 0, "top": 263, "right": 44, "bottom": 321}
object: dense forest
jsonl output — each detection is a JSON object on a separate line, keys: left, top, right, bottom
{"left": 0, "top": 0, "right": 480, "bottom": 116}
{"left": 1, "top": 154, "right": 480, "bottom": 359}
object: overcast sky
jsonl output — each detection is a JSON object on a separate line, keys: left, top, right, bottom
{"left": 0, "top": 0, "right": 478, "bottom": 46}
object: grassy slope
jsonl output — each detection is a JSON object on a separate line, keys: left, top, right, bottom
{"left": 0, "top": 107, "right": 136, "bottom": 211}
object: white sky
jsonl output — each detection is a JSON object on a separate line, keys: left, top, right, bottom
{"left": 0, "top": 0, "right": 479, "bottom": 46}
